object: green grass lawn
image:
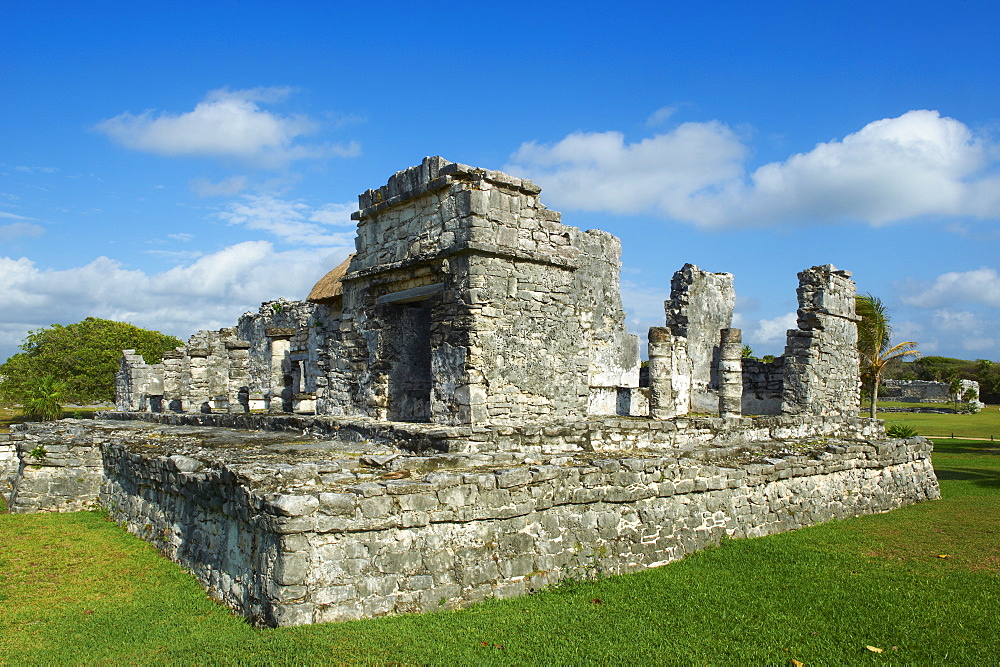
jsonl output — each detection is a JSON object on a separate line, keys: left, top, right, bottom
{"left": 878, "top": 403, "right": 1000, "bottom": 440}
{"left": 1, "top": 417, "right": 998, "bottom": 663}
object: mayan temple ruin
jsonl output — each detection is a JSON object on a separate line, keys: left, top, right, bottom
{"left": 3, "top": 157, "right": 940, "bottom": 626}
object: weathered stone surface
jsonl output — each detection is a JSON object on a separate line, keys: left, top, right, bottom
{"left": 5, "top": 418, "right": 940, "bottom": 627}
{"left": 44, "top": 158, "right": 941, "bottom": 628}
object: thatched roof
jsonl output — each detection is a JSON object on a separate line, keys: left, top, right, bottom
{"left": 307, "top": 254, "right": 354, "bottom": 304}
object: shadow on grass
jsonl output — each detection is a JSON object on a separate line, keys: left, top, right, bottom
{"left": 935, "top": 467, "right": 1000, "bottom": 489}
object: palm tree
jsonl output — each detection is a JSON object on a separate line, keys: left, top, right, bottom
{"left": 855, "top": 294, "right": 920, "bottom": 418}
{"left": 22, "top": 375, "right": 65, "bottom": 421}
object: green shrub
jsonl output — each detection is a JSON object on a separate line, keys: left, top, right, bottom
{"left": 21, "top": 376, "right": 65, "bottom": 422}
{"left": 886, "top": 423, "right": 919, "bottom": 438}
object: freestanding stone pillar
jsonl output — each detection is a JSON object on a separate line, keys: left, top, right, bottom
{"left": 226, "top": 340, "right": 251, "bottom": 413}
{"left": 648, "top": 327, "right": 691, "bottom": 419}
{"left": 266, "top": 328, "right": 295, "bottom": 413}
{"left": 781, "top": 265, "right": 861, "bottom": 417}
{"left": 663, "top": 264, "right": 735, "bottom": 413}
{"left": 718, "top": 328, "right": 743, "bottom": 418}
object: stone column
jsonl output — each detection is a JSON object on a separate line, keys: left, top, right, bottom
{"left": 186, "top": 347, "right": 210, "bottom": 413}
{"left": 648, "top": 327, "right": 691, "bottom": 419}
{"left": 226, "top": 340, "right": 251, "bottom": 413}
{"left": 718, "top": 328, "right": 743, "bottom": 418}
{"left": 161, "top": 349, "right": 185, "bottom": 412}
{"left": 266, "top": 327, "right": 295, "bottom": 413}
{"left": 663, "top": 264, "right": 735, "bottom": 413}
{"left": 780, "top": 265, "right": 860, "bottom": 417}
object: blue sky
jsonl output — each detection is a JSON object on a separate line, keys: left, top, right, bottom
{"left": 2, "top": 1, "right": 999, "bottom": 364}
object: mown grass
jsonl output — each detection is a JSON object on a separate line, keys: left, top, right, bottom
{"left": 1, "top": 417, "right": 998, "bottom": 663}
{"left": 879, "top": 403, "right": 1000, "bottom": 440}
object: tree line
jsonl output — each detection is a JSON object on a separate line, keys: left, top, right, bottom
{"left": 0, "top": 317, "right": 182, "bottom": 418}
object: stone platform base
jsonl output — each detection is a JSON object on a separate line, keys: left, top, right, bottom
{"left": 6, "top": 418, "right": 940, "bottom": 626}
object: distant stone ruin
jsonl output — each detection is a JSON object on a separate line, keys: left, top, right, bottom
{"left": 881, "top": 379, "right": 980, "bottom": 403}
{"left": 6, "top": 157, "right": 940, "bottom": 627}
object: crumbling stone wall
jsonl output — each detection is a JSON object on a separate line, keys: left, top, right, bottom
{"left": 91, "top": 426, "right": 936, "bottom": 626}
{"left": 0, "top": 433, "right": 20, "bottom": 498}
{"left": 114, "top": 158, "right": 864, "bottom": 428}
{"left": 331, "top": 158, "right": 640, "bottom": 425}
{"left": 882, "top": 379, "right": 979, "bottom": 403}
{"left": 115, "top": 351, "right": 164, "bottom": 412}
{"left": 742, "top": 358, "right": 784, "bottom": 415}
{"left": 6, "top": 414, "right": 939, "bottom": 626}
{"left": 781, "top": 265, "right": 860, "bottom": 417}
{"left": 663, "top": 264, "right": 735, "bottom": 413}
{"left": 5, "top": 423, "right": 104, "bottom": 513}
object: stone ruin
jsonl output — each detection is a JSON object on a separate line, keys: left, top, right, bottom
{"left": 5, "top": 157, "right": 940, "bottom": 626}
{"left": 881, "top": 379, "right": 980, "bottom": 404}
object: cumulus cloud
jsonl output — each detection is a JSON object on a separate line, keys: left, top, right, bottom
{"left": 0, "top": 241, "right": 353, "bottom": 362}
{"left": 901, "top": 267, "right": 1000, "bottom": 308}
{"left": 745, "top": 312, "right": 798, "bottom": 346}
{"left": 509, "top": 110, "right": 1000, "bottom": 228}
{"left": 216, "top": 195, "right": 357, "bottom": 246}
{"left": 646, "top": 106, "right": 678, "bottom": 127}
{"left": 95, "top": 87, "right": 361, "bottom": 168}
{"left": 509, "top": 121, "right": 747, "bottom": 219}
{"left": 932, "top": 309, "right": 983, "bottom": 333}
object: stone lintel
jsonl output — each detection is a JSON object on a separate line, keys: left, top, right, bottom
{"left": 377, "top": 283, "right": 445, "bottom": 305}
{"left": 342, "top": 240, "right": 578, "bottom": 285}
{"left": 265, "top": 327, "right": 297, "bottom": 338}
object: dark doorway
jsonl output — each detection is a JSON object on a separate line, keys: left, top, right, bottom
{"left": 385, "top": 300, "right": 433, "bottom": 422}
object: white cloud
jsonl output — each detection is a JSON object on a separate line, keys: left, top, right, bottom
{"left": 95, "top": 87, "right": 361, "bottom": 168}
{"left": 190, "top": 175, "right": 248, "bottom": 197}
{"left": 646, "top": 106, "right": 678, "bottom": 126}
{"left": 746, "top": 312, "right": 797, "bottom": 345}
{"left": 167, "top": 233, "right": 194, "bottom": 242}
{"left": 902, "top": 267, "right": 1000, "bottom": 308}
{"left": 215, "top": 195, "right": 357, "bottom": 246}
{"left": 509, "top": 110, "right": 1000, "bottom": 228}
{"left": 0, "top": 222, "right": 44, "bottom": 241}
{"left": 508, "top": 122, "right": 747, "bottom": 219}
{"left": 0, "top": 241, "right": 353, "bottom": 362}
{"left": 962, "top": 337, "right": 995, "bottom": 352}
{"left": 0, "top": 211, "right": 33, "bottom": 220}
{"left": 932, "top": 310, "right": 982, "bottom": 333}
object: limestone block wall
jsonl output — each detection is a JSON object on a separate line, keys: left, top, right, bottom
{"left": 115, "top": 351, "right": 164, "bottom": 412}
{"left": 0, "top": 433, "right": 20, "bottom": 498}
{"left": 101, "top": 410, "right": 888, "bottom": 458}
{"left": 100, "top": 445, "right": 280, "bottom": 623}
{"left": 95, "top": 435, "right": 939, "bottom": 627}
{"left": 882, "top": 379, "right": 980, "bottom": 403}
{"left": 664, "top": 264, "right": 735, "bottom": 413}
{"left": 337, "top": 157, "right": 641, "bottom": 425}
{"left": 5, "top": 422, "right": 104, "bottom": 513}
{"left": 781, "top": 265, "right": 860, "bottom": 417}
{"left": 742, "top": 358, "right": 785, "bottom": 415}
{"left": 574, "top": 229, "right": 642, "bottom": 414}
